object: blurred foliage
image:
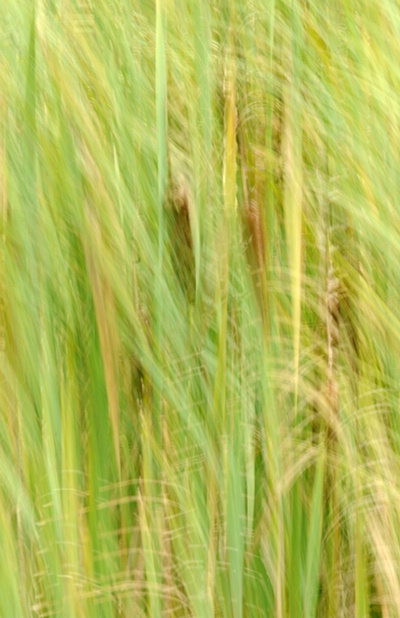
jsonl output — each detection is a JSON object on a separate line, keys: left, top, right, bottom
{"left": 1, "top": 0, "right": 400, "bottom": 616}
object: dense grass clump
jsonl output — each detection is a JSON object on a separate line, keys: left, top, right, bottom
{"left": 2, "top": 1, "right": 400, "bottom": 616}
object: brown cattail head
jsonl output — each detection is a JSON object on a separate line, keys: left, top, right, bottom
{"left": 243, "top": 198, "right": 265, "bottom": 273}
{"left": 167, "top": 174, "right": 194, "bottom": 298}
{"left": 326, "top": 258, "right": 340, "bottom": 447}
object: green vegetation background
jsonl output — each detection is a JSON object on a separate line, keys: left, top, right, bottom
{"left": 1, "top": 1, "right": 400, "bottom": 616}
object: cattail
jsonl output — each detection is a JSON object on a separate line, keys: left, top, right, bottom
{"left": 167, "top": 174, "right": 194, "bottom": 298}
{"left": 326, "top": 257, "right": 340, "bottom": 441}
{"left": 244, "top": 199, "right": 265, "bottom": 274}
